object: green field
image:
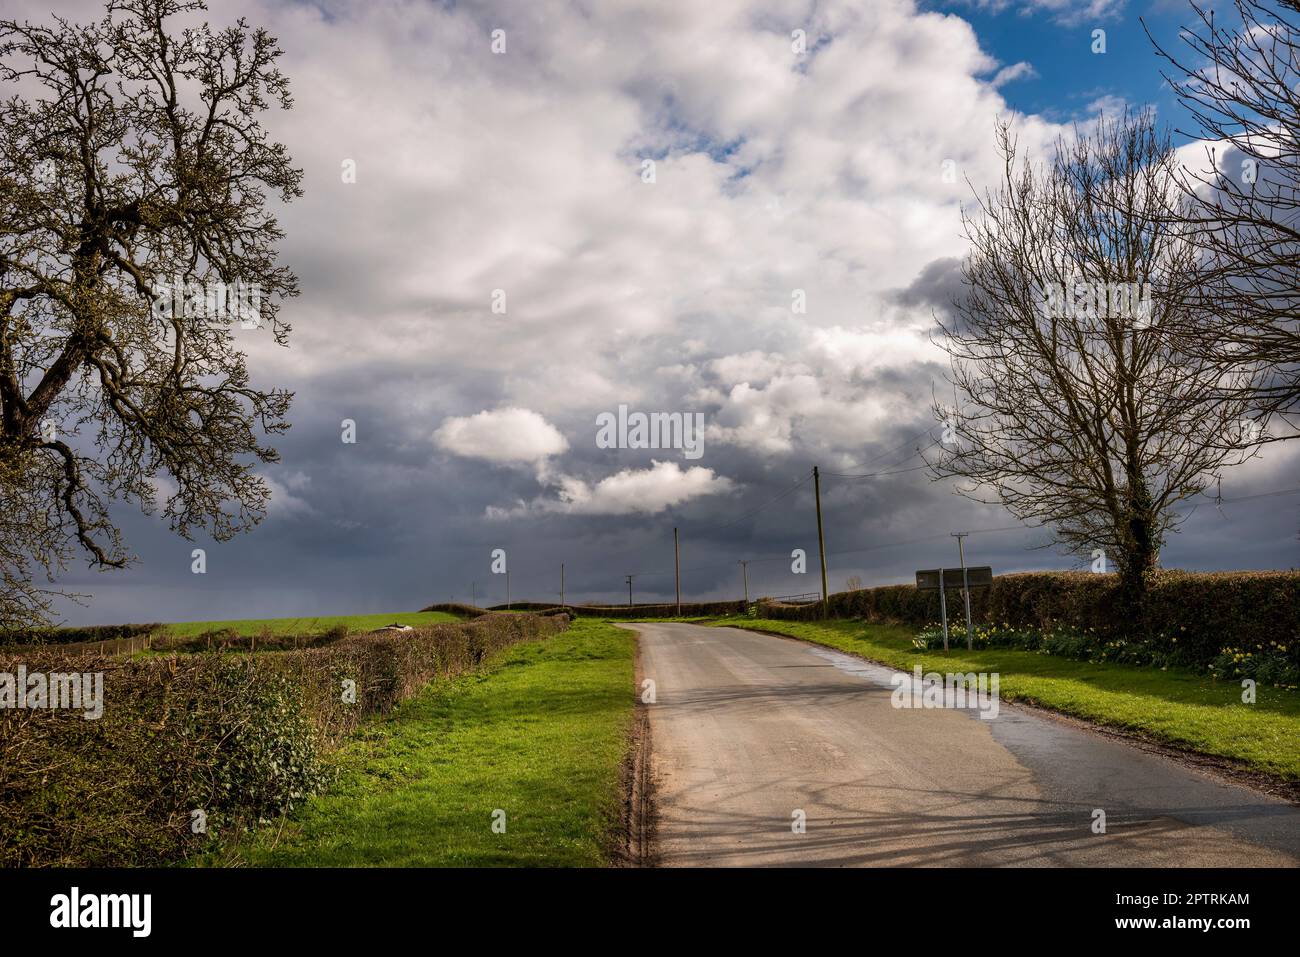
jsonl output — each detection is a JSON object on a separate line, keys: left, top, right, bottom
{"left": 159, "top": 610, "right": 460, "bottom": 637}
{"left": 231, "top": 618, "right": 635, "bottom": 867}
{"left": 717, "top": 617, "right": 1300, "bottom": 781}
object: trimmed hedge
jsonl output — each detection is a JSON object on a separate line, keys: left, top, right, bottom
{"left": 0, "top": 611, "right": 568, "bottom": 867}
{"left": 757, "top": 570, "right": 1300, "bottom": 674}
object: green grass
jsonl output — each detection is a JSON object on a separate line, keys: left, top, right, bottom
{"left": 716, "top": 617, "right": 1300, "bottom": 781}
{"left": 232, "top": 618, "right": 635, "bottom": 867}
{"left": 160, "top": 610, "right": 460, "bottom": 637}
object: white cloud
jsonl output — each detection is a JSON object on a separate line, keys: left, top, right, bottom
{"left": 708, "top": 351, "right": 789, "bottom": 386}
{"left": 957, "top": 0, "right": 1126, "bottom": 26}
{"left": 434, "top": 408, "right": 569, "bottom": 465}
{"left": 990, "top": 62, "right": 1038, "bottom": 88}
{"left": 265, "top": 474, "right": 317, "bottom": 519}
{"left": 488, "top": 461, "right": 735, "bottom": 517}
{"left": 559, "top": 461, "right": 736, "bottom": 515}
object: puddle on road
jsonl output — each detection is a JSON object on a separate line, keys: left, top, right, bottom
{"left": 804, "top": 644, "right": 994, "bottom": 718}
{"left": 805, "top": 645, "right": 901, "bottom": 687}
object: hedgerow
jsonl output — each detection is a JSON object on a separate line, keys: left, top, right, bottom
{"left": 758, "top": 570, "right": 1300, "bottom": 679}
{"left": 0, "top": 622, "right": 162, "bottom": 646}
{"left": 0, "top": 612, "right": 568, "bottom": 867}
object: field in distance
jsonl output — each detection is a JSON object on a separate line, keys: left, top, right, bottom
{"left": 160, "top": 610, "right": 461, "bottom": 637}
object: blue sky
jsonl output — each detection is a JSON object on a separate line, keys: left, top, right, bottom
{"left": 927, "top": 0, "right": 1200, "bottom": 137}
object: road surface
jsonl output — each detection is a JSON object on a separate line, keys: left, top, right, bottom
{"left": 622, "top": 621, "right": 1300, "bottom": 867}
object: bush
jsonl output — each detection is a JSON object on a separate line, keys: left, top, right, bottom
{"left": 0, "top": 611, "right": 569, "bottom": 866}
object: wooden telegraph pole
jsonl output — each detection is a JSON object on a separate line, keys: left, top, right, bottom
{"left": 813, "top": 466, "right": 829, "bottom": 618}
{"left": 674, "top": 527, "right": 681, "bottom": 616}
{"left": 739, "top": 559, "right": 750, "bottom": 604}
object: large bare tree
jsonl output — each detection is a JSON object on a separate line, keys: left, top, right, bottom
{"left": 1149, "top": 0, "right": 1300, "bottom": 436}
{"left": 0, "top": 0, "right": 300, "bottom": 631}
{"left": 930, "top": 114, "right": 1256, "bottom": 609}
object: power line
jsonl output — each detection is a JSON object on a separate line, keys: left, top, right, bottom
{"left": 835, "top": 425, "right": 938, "bottom": 472}
{"left": 1204, "top": 484, "right": 1300, "bottom": 504}
{"left": 690, "top": 471, "right": 814, "bottom": 534}
{"left": 824, "top": 437, "right": 943, "bottom": 479}
{"left": 823, "top": 461, "right": 933, "bottom": 480}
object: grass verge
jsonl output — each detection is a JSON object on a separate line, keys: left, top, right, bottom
{"left": 716, "top": 617, "right": 1300, "bottom": 782}
{"left": 227, "top": 617, "right": 635, "bottom": 867}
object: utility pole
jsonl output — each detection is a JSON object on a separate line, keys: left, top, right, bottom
{"left": 674, "top": 527, "right": 681, "bottom": 616}
{"left": 952, "top": 532, "right": 972, "bottom": 650}
{"left": 813, "top": 465, "right": 829, "bottom": 618}
{"left": 561, "top": 563, "right": 565, "bottom": 608}
{"left": 739, "top": 559, "right": 750, "bottom": 604}
{"left": 625, "top": 574, "right": 634, "bottom": 608}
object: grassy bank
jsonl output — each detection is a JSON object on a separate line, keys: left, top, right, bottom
{"left": 717, "top": 617, "right": 1300, "bottom": 781}
{"left": 231, "top": 618, "right": 635, "bottom": 867}
{"left": 161, "top": 610, "right": 460, "bottom": 637}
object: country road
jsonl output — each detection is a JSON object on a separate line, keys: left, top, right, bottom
{"left": 621, "top": 621, "right": 1300, "bottom": 867}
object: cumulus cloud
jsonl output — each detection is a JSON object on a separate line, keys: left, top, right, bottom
{"left": 434, "top": 408, "right": 569, "bottom": 465}
{"left": 489, "top": 461, "right": 735, "bottom": 518}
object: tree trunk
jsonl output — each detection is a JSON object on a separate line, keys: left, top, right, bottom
{"left": 1116, "top": 476, "right": 1159, "bottom": 630}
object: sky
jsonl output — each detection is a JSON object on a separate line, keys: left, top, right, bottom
{"left": 13, "top": 0, "right": 1298, "bottom": 625}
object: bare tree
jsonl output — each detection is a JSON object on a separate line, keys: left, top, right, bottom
{"left": 1149, "top": 1, "right": 1300, "bottom": 435}
{"left": 930, "top": 114, "right": 1256, "bottom": 610}
{"left": 0, "top": 0, "right": 300, "bottom": 631}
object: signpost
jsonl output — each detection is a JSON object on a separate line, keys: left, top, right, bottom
{"left": 953, "top": 533, "right": 972, "bottom": 650}
{"left": 916, "top": 566, "right": 993, "bottom": 651}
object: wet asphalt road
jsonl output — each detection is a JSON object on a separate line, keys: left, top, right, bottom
{"left": 621, "top": 621, "right": 1300, "bottom": 867}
